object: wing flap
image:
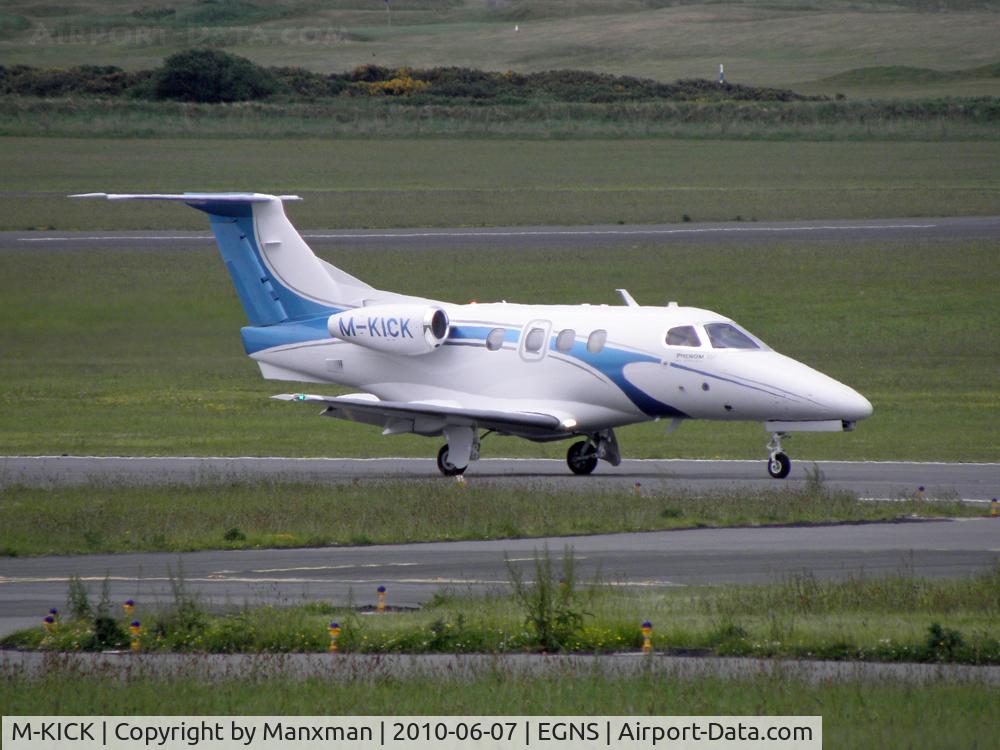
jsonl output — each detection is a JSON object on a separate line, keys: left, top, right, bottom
{"left": 273, "top": 393, "right": 567, "bottom": 436}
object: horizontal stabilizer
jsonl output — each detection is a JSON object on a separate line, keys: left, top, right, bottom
{"left": 71, "top": 192, "right": 302, "bottom": 203}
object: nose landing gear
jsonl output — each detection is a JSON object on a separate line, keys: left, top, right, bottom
{"left": 566, "top": 429, "right": 620, "bottom": 475}
{"left": 567, "top": 440, "right": 598, "bottom": 475}
{"left": 767, "top": 431, "right": 791, "bottom": 479}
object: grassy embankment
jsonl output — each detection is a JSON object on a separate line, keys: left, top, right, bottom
{"left": 2, "top": 1, "right": 999, "bottom": 140}
{"left": 4, "top": 565, "right": 998, "bottom": 664}
{"left": 1, "top": 668, "right": 995, "bottom": 748}
{"left": 0, "top": 479, "right": 985, "bottom": 556}
{"left": 1, "top": 0, "right": 998, "bottom": 98}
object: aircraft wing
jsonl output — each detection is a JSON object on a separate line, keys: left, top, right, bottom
{"left": 273, "top": 393, "right": 570, "bottom": 438}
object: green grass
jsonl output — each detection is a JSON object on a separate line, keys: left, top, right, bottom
{"left": 1, "top": 668, "right": 995, "bottom": 749}
{"left": 3, "top": 96, "right": 999, "bottom": 141}
{"left": 4, "top": 567, "right": 998, "bottom": 664}
{"left": 0, "top": 480, "right": 984, "bottom": 556}
{"left": 818, "top": 62, "right": 1000, "bottom": 87}
{"left": 3, "top": 137, "right": 1000, "bottom": 231}
{"left": 2, "top": 1, "right": 998, "bottom": 98}
{"left": 1, "top": 229, "right": 997, "bottom": 461}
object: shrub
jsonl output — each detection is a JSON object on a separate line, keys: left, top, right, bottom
{"left": 83, "top": 575, "right": 128, "bottom": 650}
{"left": 507, "top": 546, "right": 591, "bottom": 652}
{"left": 66, "top": 575, "right": 92, "bottom": 620}
{"left": 223, "top": 527, "right": 246, "bottom": 541}
{"left": 925, "top": 623, "right": 964, "bottom": 661}
{"left": 153, "top": 48, "right": 276, "bottom": 103}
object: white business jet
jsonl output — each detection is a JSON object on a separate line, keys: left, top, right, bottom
{"left": 75, "top": 192, "right": 873, "bottom": 478}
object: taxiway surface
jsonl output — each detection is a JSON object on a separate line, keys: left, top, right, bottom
{"left": 4, "top": 215, "right": 1000, "bottom": 253}
{"left": 2, "top": 517, "right": 997, "bottom": 638}
{"left": 2, "top": 456, "right": 996, "bottom": 501}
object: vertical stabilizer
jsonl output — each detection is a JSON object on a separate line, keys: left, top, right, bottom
{"left": 71, "top": 192, "right": 377, "bottom": 324}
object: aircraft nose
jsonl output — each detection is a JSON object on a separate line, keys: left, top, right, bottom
{"left": 834, "top": 384, "right": 873, "bottom": 421}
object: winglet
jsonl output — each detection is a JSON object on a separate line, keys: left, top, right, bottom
{"left": 616, "top": 288, "right": 639, "bottom": 307}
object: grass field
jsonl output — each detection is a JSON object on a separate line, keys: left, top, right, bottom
{"left": 1, "top": 229, "right": 997, "bottom": 461}
{"left": 3, "top": 137, "right": 1000, "bottom": 231}
{"left": 1, "top": 667, "right": 995, "bottom": 748}
{"left": 0, "top": 480, "right": 983, "bottom": 556}
{"left": 1, "top": 1, "right": 998, "bottom": 98}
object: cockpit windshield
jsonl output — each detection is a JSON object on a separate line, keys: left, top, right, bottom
{"left": 704, "top": 322, "right": 762, "bottom": 350}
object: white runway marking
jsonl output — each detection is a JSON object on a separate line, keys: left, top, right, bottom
{"left": 17, "top": 224, "right": 938, "bottom": 242}
{"left": 0, "top": 575, "right": 679, "bottom": 588}
{"left": 18, "top": 234, "right": 212, "bottom": 242}
{"left": 306, "top": 225, "right": 938, "bottom": 240}
{"left": 251, "top": 563, "right": 420, "bottom": 573}
{"left": 10, "top": 455, "right": 999, "bottom": 466}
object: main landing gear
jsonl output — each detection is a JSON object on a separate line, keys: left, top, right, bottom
{"left": 435, "top": 425, "right": 480, "bottom": 477}
{"left": 767, "top": 431, "right": 791, "bottom": 479}
{"left": 566, "top": 429, "right": 621, "bottom": 476}
{"left": 436, "top": 444, "right": 467, "bottom": 477}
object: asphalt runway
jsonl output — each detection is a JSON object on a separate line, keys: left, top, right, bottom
{"left": 2, "top": 456, "right": 996, "bottom": 501}
{"left": 2, "top": 516, "right": 997, "bottom": 638}
{"left": 4, "top": 215, "right": 1000, "bottom": 253}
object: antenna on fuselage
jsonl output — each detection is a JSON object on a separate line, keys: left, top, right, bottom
{"left": 616, "top": 289, "right": 639, "bottom": 307}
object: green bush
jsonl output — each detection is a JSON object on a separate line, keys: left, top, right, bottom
{"left": 507, "top": 546, "right": 592, "bottom": 652}
{"left": 153, "top": 48, "right": 276, "bottom": 103}
{"left": 924, "top": 622, "right": 965, "bottom": 661}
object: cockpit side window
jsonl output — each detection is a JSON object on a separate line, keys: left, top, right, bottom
{"left": 665, "top": 326, "right": 701, "bottom": 347}
{"left": 705, "top": 322, "right": 760, "bottom": 350}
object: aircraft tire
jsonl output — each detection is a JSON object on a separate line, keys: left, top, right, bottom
{"left": 567, "top": 441, "right": 598, "bottom": 475}
{"left": 768, "top": 452, "right": 791, "bottom": 479}
{"left": 437, "top": 444, "right": 467, "bottom": 477}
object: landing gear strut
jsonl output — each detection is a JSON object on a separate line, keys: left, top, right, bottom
{"left": 767, "top": 431, "right": 791, "bottom": 479}
{"left": 566, "top": 429, "right": 620, "bottom": 476}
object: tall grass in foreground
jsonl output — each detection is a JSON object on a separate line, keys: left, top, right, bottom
{"left": 4, "top": 566, "right": 997, "bottom": 664}
{"left": 0, "top": 479, "right": 981, "bottom": 556}
{"left": 0, "top": 666, "right": 995, "bottom": 748}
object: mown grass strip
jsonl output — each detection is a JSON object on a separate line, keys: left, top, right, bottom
{"left": 0, "top": 666, "right": 994, "bottom": 748}
{"left": 0, "top": 480, "right": 982, "bottom": 556}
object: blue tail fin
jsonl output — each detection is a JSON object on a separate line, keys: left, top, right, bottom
{"left": 71, "top": 192, "right": 376, "bottom": 324}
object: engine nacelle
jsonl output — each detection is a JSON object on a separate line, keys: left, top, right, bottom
{"left": 327, "top": 304, "right": 449, "bottom": 356}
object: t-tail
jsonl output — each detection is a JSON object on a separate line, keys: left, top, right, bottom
{"left": 71, "top": 192, "right": 392, "bottom": 322}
